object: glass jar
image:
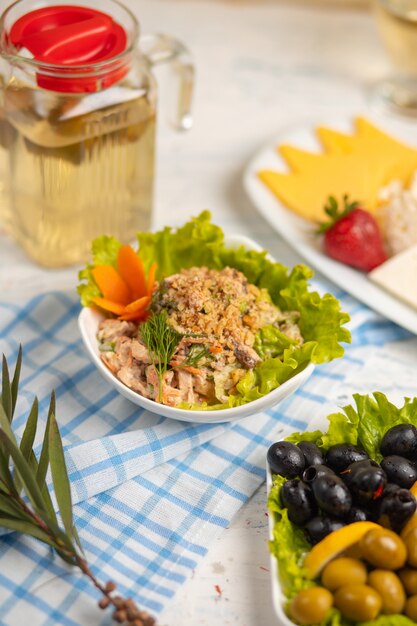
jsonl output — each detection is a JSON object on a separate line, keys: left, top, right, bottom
{"left": 0, "top": 0, "right": 193, "bottom": 267}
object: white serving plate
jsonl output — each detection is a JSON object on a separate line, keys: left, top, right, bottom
{"left": 267, "top": 464, "right": 295, "bottom": 626}
{"left": 243, "top": 115, "right": 417, "bottom": 336}
{"left": 78, "top": 234, "right": 315, "bottom": 424}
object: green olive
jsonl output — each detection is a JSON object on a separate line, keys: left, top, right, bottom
{"left": 401, "top": 514, "right": 417, "bottom": 541}
{"left": 290, "top": 587, "right": 333, "bottom": 625}
{"left": 334, "top": 584, "right": 382, "bottom": 622}
{"left": 343, "top": 544, "right": 364, "bottom": 560}
{"left": 404, "top": 528, "right": 417, "bottom": 568}
{"left": 399, "top": 569, "right": 417, "bottom": 596}
{"left": 360, "top": 528, "right": 407, "bottom": 570}
{"left": 405, "top": 595, "right": 417, "bottom": 621}
{"left": 322, "top": 558, "right": 367, "bottom": 591}
{"left": 368, "top": 570, "right": 406, "bottom": 614}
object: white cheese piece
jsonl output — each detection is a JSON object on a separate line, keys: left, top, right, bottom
{"left": 369, "top": 244, "right": 417, "bottom": 310}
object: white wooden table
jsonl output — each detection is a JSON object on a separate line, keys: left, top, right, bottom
{"left": 0, "top": 1, "right": 393, "bottom": 624}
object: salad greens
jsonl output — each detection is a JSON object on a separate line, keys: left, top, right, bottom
{"left": 287, "top": 392, "right": 417, "bottom": 462}
{"left": 269, "top": 392, "right": 417, "bottom": 626}
{"left": 78, "top": 212, "right": 350, "bottom": 409}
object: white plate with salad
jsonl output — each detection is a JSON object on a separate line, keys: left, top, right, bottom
{"left": 267, "top": 391, "right": 417, "bottom": 626}
{"left": 244, "top": 115, "right": 417, "bottom": 336}
{"left": 77, "top": 213, "right": 349, "bottom": 423}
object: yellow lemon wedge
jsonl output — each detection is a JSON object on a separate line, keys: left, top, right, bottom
{"left": 304, "top": 522, "right": 380, "bottom": 580}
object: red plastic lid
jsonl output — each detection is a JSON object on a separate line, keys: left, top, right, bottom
{"left": 9, "top": 6, "right": 129, "bottom": 92}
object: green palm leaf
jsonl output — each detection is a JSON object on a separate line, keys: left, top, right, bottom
{"left": 1, "top": 355, "right": 12, "bottom": 422}
{"left": 48, "top": 413, "right": 74, "bottom": 542}
{"left": 20, "top": 397, "right": 39, "bottom": 461}
{"left": 0, "top": 429, "right": 46, "bottom": 513}
{"left": 0, "top": 492, "right": 23, "bottom": 518}
{"left": 0, "top": 516, "right": 57, "bottom": 547}
{"left": 0, "top": 350, "right": 153, "bottom": 624}
{"left": 10, "top": 346, "right": 22, "bottom": 419}
{"left": 36, "top": 391, "right": 55, "bottom": 489}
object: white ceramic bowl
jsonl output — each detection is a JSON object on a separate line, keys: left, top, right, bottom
{"left": 78, "top": 234, "right": 315, "bottom": 423}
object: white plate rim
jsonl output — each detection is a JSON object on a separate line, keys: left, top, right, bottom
{"left": 266, "top": 464, "right": 296, "bottom": 626}
{"left": 243, "top": 115, "right": 417, "bottom": 336}
{"left": 78, "top": 233, "right": 315, "bottom": 424}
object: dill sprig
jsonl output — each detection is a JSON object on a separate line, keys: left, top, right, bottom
{"left": 140, "top": 311, "right": 182, "bottom": 401}
{"left": 182, "top": 344, "right": 212, "bottom": 368}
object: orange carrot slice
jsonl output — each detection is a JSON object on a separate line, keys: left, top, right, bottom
{"left": 92, "top": 266, "right": 131, "bottom": 305}
{"left": 124, "top": 296, "right": 150, "bottom": 313}
{"left": 119, "top": 310, "right": 149, "bottom": 321}
{"left": 117, "top": 245, "right": 147, "bottom": 299}
{"left": 147, "top": 262, "right": 157, "bottom": 296}
{"left": 92, "top": 297, "right": 125, "bottom": 316}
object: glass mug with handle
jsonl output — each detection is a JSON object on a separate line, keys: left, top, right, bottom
{"left": 0, "top": 0, "right": 193, "bottom": 267}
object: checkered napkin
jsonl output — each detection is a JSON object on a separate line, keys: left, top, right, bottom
{"left": 0, "top": 286, "right": 412, "bottom": 626}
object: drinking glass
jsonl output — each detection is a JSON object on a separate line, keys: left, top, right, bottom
{"left": 373, "top": 0, "right": 417, "bottom": 114}
{"left": 0, "top": 0, "right": 194, "bottom": 267}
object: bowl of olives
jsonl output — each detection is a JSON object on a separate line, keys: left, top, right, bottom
{"left": 267, "top": 392, "right": 417, "bottom": 626}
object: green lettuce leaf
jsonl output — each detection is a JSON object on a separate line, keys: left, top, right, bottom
{"left": 78, "top": 211, "right": 350, "bottom": 406}
{"left": 271, "top": 392, "right": 417, "bottom": 626}
{"left": 268, "top": 475, "right": 313, "bottom": 598}
{"left": 77, "top": 235, "right": 122, "bottom": 307}
{"left": 219, "top": 246, "right": 351, "bottom": 364}
{"left": 137, "top": 210, "right": 224, "bottom": 275}
{"left": 287, "top": 393, "right": 417, "bottom": 461}
{"left": 254, "top": 325, "right": 297, "bottom": 359}
{"left": 360, "top": 618, "right": 415, "bottom": 626}
{"left": 268, "top": 476, "right": 344, "bottom": 626}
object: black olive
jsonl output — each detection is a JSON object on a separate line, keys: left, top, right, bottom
{"left": 281, "top": 479, "right": 317, "bottom": 525}
{"left": 325, "top": 443, "right": 369, "bottom": 473}
{"left": 380, "top": 424, "right": 417, "bottom": 461}
{"left": 382, "top": 482, "right": 402, "bottom": 498}
{"left": 380, "top": 455, "right": 417, "bottom": 489}
{"left": 342, "top": 461, "right": 387, "bottom": 505}
{"left": 302, "top": 464, "right": 335, "bottom": 483}
{"left": 346, "top": 507, "right": 368, "bottom": 523}
{"left": 304, "top": 516, "right": 345, "bottom": 545}
{"left": 297, "top": 442, "right": 324, "bottom": 467}
{"left": 378, "top": 488, "right": 417, "bottom": 533}
{"left": 267, "top": 441, "right": 305, "bottom": 478}
{"left": 311, "top": 473, "right": 352, "bottom": 518}
{"left": 366, "top": 484, "right": 401, "bottom": 520}
{"left": 340, "top": 458, "right": 379, "bottom": 481}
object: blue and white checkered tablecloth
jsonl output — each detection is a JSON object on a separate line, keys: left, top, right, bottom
{"left": 0, "top": 284, "right": 412, "bottom": 626}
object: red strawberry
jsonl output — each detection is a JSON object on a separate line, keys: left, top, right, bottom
{"left": 319, "top": 196, "right": 387, "bottom": 272}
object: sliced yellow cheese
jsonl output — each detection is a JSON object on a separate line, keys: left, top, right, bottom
{"left": 317, "top": 118, "right": 417, "bottom": 182}
{"left": 316, "top": 126, "right": 355, "bottom": 154}
{"left": 259, "top": 152, "right": 390, "bottom": 221}
{"left": 356, "top": 116, "right": 417, "bottom": 155}
{"left": 369, "top": 244, "right": 417, "bottom": 310}
{"left": 355, "top": 117, "right": 417, "bottom": 185}
{"left": 278, "top": 144, "right": 321, "bottom": 171}
{"left": 281, "top": 130, "right": 417, "bottom": 185}
{"left": 278, "top": 145, "right": 367, "bottom": 172}
{"left": 259, "top": 117, "right": 417, "bottom": 222}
